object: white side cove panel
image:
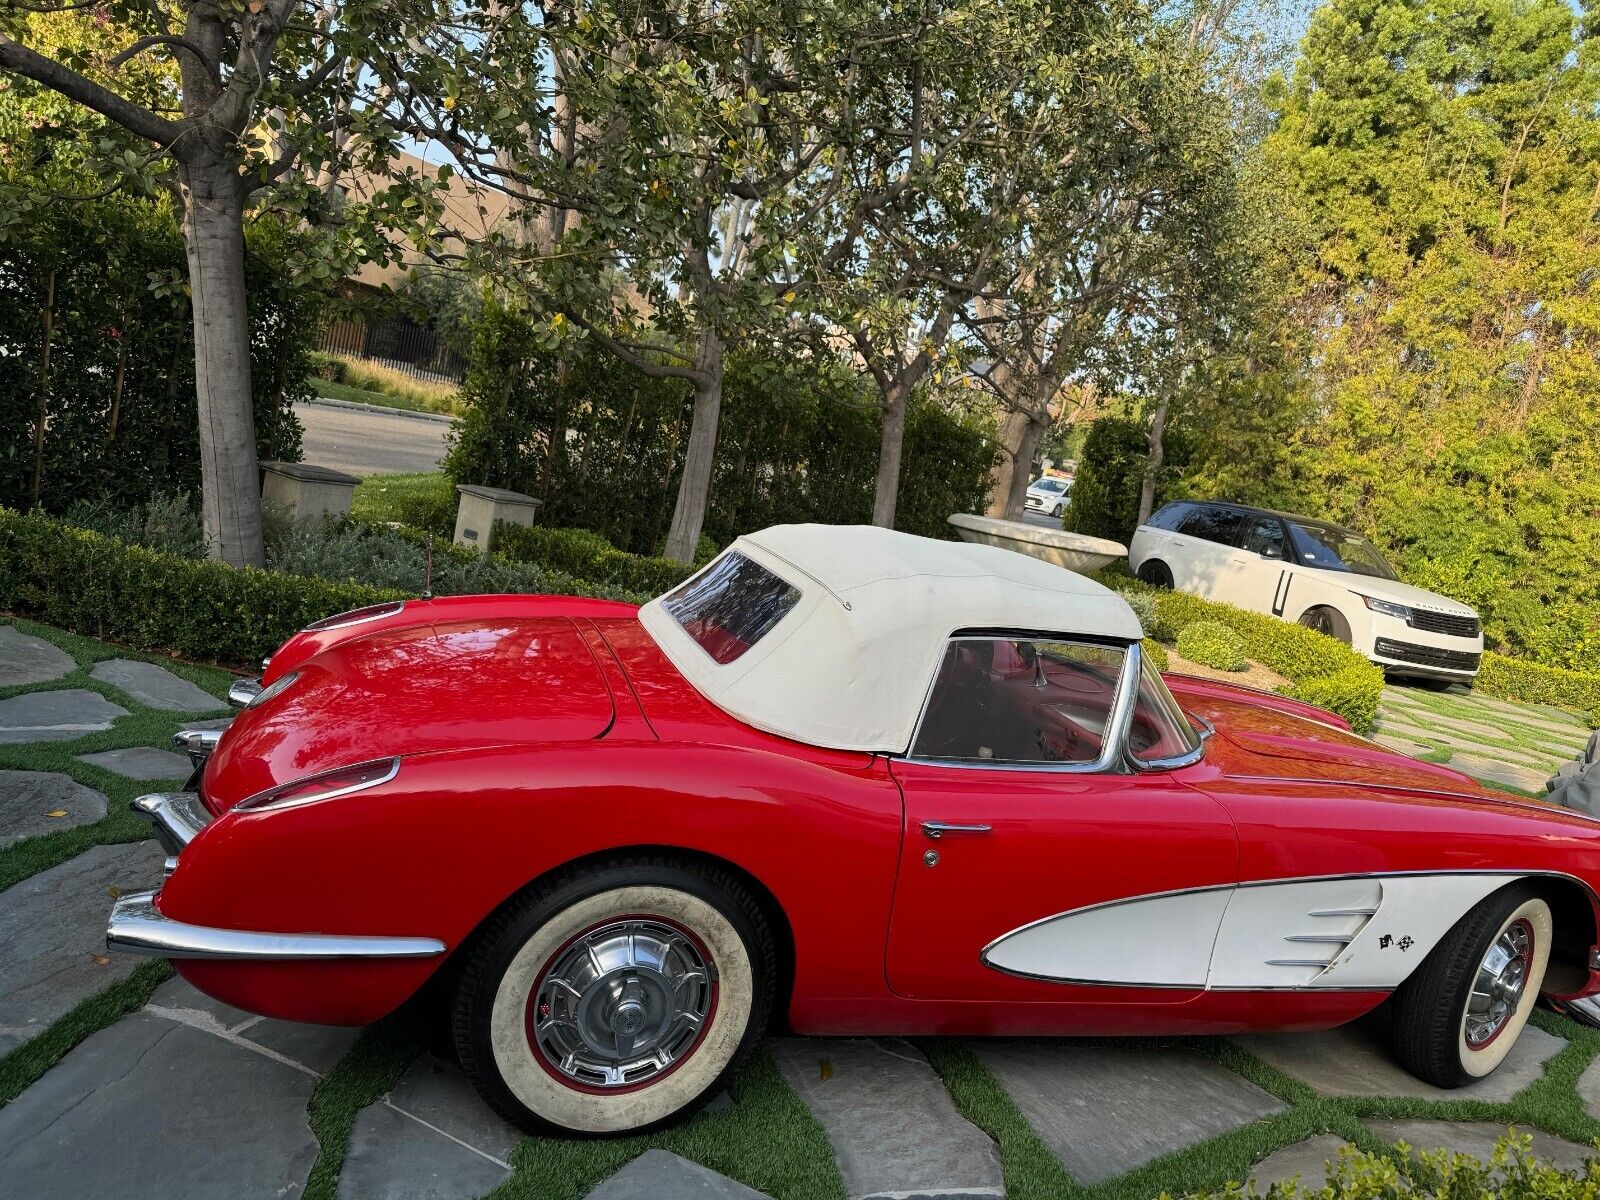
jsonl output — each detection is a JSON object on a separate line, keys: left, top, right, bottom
{"left": 982, "top": 874, "right": 1529, "bottom": 991}
{"left": 983, "top": 888, "right": 1232, "bottom": 986}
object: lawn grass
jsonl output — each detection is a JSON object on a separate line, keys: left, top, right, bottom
{"left": 303, "top": 1013, "right": 427, "bottom": 1200}
{"left": 312, "top": 376, "right": 438, "bottom": 414}
{"left": 349, "top": 471, "right": 455, "bottom": 527}
{"left": 310, "top": 358, "right": 462, "bottom": 416}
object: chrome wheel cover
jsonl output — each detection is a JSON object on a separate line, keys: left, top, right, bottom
{"left": 1465, "top": 917, "right": 1534, "bottom": 1050}
{"left": 529, "top": 918, "right": 715, "bottom": 1090}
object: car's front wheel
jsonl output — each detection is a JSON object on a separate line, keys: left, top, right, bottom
{"left": 1051, "top": 501, "right": 1063, "bottom": 517}
{"left": 453, "top": 857, "right": 774, "bottom": 1135}
{"left": 1389, "top": 885, "right": 1551, "bottom": 1087}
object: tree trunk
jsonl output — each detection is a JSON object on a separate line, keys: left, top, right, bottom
{"left": 181, "top": 161, "right": 265, "bottom": 567}
{"left": 1005, "top": 410, "right": 1046, "bottom": 520}
{"left": 662, "top": 327, "right": 725, "bottom": 563}
{"left": 1136, "top": 393, "right": 1170, "bottom": 527}
{"left": 986, "top": 405, "right": 1041, "bottom": 520}
{"left": 871, "top": 383, "right": 910, "bottom": 528}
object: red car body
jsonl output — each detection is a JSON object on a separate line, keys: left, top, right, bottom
{"left": 149, "top": 594, "right": 1600, "bottom": 1034}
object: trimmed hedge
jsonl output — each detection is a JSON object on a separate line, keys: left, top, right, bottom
{"left": 493, "top": 524, "right": 693, "bottom": 597}
{"left": 1175, "top": 621, "right": 1247, "bottom": 672}
{"left": 1110, "top": 580, "right": 1385, "bottom": 735}
{"left": 0, "top": 509, "right": 401, "bottom": 666}
{"left": 1478, "top": 653, "right": 1600, "bottom": 725}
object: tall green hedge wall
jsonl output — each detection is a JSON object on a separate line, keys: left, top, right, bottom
{"left": 0, "top": 199, "right": 313, "bottom": 514}
{"left": 445, "top": 303, "right": 999, "bottom": 556}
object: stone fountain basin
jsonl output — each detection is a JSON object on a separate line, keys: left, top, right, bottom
{"left": 948, "top": 513, "right": 1126, "bottom": 575}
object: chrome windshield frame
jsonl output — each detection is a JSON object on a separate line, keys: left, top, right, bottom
{"left": 900, "top": 635, "right": 1143, "bottom": 774}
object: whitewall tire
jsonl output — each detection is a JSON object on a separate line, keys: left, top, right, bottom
{"left": 453, "top": 859, "right": 774, "bottom": 1135}
{"left": 1390, "top": 885, "right": 1551, "bottom": 1087}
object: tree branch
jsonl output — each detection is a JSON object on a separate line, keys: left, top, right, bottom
{"left": 0, "top": 34, "right": 181, "bottom": 147}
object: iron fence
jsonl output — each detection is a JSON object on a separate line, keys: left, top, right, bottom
{"left": 319, "top": 315, "right": 467, "bottom": 383}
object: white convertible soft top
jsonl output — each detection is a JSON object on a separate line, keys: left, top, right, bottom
{"left": 637, "top": 524, "right": 1142, "bottom": 753}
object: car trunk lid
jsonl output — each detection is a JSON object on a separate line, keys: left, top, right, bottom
{"left": 205, "top": 616, "right": 614, "bottom": 810}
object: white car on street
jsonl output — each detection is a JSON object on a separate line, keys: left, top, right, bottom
{"left": 1129, "top": 500, "right": 1483, "bottom": 684}
{"left": 1024, "top": 475, "right": 1072, "bottom": 517}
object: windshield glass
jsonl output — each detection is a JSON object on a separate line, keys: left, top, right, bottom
{"left": 1287, "top": 520, "right": 1398, "bottom": 580}
{"left": 660, "top": 552, "right": 801, "bottom": 664}
{"left": 1033, "top": 478, "right": 1065, "bottom": 492}
{"left": 1127, "top": 655, "right": 1202, "bottom": 764}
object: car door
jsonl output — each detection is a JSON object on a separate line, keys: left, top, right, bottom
{"left": 1212, "top": 513, "right": 1290, "bottom": 613}
{"left": 884, "top": 636, "right": 1238, "bottom": 1002}
{"left": 1170, "top": 505, "right": 1243, "bottom": 596}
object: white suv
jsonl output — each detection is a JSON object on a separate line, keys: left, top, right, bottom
{"left": 1024, "top": 475, "right": 1072, "bottom": 517}
{"left": 1128, "top": 501, "right": 1483, "bottom": 684}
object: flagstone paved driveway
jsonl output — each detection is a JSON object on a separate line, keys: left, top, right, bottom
{"left": 1374, "top": 682, "right": 1593, "bottom": 794}
{"left": 4, "top": 618, "right": 1600, "bottom": 1198}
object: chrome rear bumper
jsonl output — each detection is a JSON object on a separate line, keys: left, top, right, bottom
{"left": 106, "top": 892, "right": 447, "bottom": 960}
{"left": 110, "top": 785, "right": 447, "bottom": 961}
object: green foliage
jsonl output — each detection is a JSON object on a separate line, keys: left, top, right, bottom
{"left": 494, "top": 524, "right": 693, "bottom": 596}
{"left": 60, "top": 491, "right": 208, "bottom": 559}
{"left": 1177, "top": 621, "right": 1249, "bottom": 672}
{"left": 0, "top": 197, "right": 311, "bottom": 513}
{"left": 1064, "top": 417, "right": 1190, "bottom": 544}
{"left": 308, "top": 352, "right": 347, "bottom": 384}
{"left": 1141, "top": 638, "right": 1170, "bottom": 672}
{"left": 446, "top": 304, "right": 997, "bottom": 556}
{"left": 1116, "top": 582, "right": 1385, "bottom": 734}
{"left": 1119, "top": 587, "right": 1173, "bottom": 643}
{"left": 1478, "top": 654, "right": 1600, "bottom": 728}
{"left": 350, "top": 473, "right": 458, "bottom": 539}
{"left": 1242, "top": 0, "right": 1600, "bottom": 672}
{"left": 1187, "top": 1132, "right": 1600, "bottom": 1198}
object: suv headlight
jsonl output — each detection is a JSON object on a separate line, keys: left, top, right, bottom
{"left": 1361, "top": 595, "right": 1411, "bottom": 621}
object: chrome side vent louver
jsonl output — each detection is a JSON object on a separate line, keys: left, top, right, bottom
{"left": 1265, "top": 894, "right": 1382, "bottom": 973}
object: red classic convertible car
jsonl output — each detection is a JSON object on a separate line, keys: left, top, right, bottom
{"left": 109, "top": 525, "right": 1600, "bottom": 1136}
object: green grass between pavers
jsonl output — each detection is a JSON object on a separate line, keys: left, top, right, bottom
{"left": 1387, "top": 687, "right": 1590, "bottom": 748}
{"left": 926, "top": 1014, "right": 1600, "bottom": 1199}
{"left": 0, "top": 959, "right": 172, "bottom": 1107}
{"left": 0, "top": 617, "right": 232, "bottom": 892}
{"left": 488, "top": 1050, "right": 847, "bottom": 1200}
{"left": 303, "top": 1014, "right": 427, "bottom": 1200}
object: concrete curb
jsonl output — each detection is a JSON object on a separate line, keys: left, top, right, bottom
{"left": 296, "top": 395, "right": 456, "bottom": 425}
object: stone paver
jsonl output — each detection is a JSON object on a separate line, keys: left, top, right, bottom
{"left": 1376, "top": 719, "right": 1559, "bottom": 770}
{"left": 0, "top": 769, "right": 107, "bottom": 846}
{"left": 0, "top": 687, "right": 127, "bottom": 744}
{"left": 1573, "top": 1052, "right": 1600, "bottom": 1121}
{"left": 75, "top": 746, "right": 193, "bottom": 781}
{"left": 89, "top": 659, "right": 221, "bottom": 711}
{"left": 340, "top": 1054, "right": 522, "bottom": 1200}
{"left": 0, "top": 625, "right": 75, "bottom": 686}
{"left": 0, "top": 1012, "right": 320, "bottom": 1200}
{"left": 1449, "top": 753, "right": 1554, "bottom": 794}
{"left": 149, "top": 976, "right": 359, "bottom": 1074}
{"left": 1367, "top": 1119, "right": 1594, "bottom": 1174}
{"left": 0, "top": 841, "right": 165, "bottom": 1053}
{"left": 1237, "top": 1021, "right": 1564, "bottom": 1102}
{"left": 1245, "top": 1134, "right": 1354, "bottom": 1193}
{"left": 771, "top": 1037, "right": 1003, "bottom": 1199}
{"left": 973, "top": 1041, "right": 1286, "bottom": 1185}
{"left": 584, "top": 1150, "right": 773, "bottom": 1200}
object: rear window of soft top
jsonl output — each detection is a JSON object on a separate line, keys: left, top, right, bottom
{"left": 661, "top": 552, "right": 802, "bottom": 664}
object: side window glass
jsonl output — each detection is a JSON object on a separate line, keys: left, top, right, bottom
{"left": 1178, "top": 506, "right": 1243, "bottom": 546}
{"left": 912, "top": 638, "right": 1127, "bottom": 765}
{"left": 1150, "top": 502, "right": 1190, "bottom": 531}
{"left": 1240, "top": 516, "right": 1287, "bottom": 559}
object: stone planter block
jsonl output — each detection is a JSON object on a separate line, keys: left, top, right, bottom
{"left": 948, "top": 513, "right": 1126, "bottom": 574}
{"left": 453, "top": 484, "right": 543, "bottom": 552}
{"left": 261, "top": 461, "right": 362, "bottom": 521}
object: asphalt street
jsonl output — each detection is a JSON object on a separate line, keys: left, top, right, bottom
{"left": 293, "top": 398, "right": 452, "bottom": 477}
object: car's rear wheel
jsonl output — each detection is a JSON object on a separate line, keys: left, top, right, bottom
{"left": 452, "top": 857, "right": 774, "bottom": 1135}
{"left": 1389, "top": 885, "right": 1551, "bottom": 1087}
{"left": 1137, "top": 560, "right": 1173, "bottom": 588}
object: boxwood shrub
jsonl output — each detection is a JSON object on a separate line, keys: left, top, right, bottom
{"left": 1478, "top": 653, "right": 1600, "bottom": 726}
{"left": 1106, "top": 579, "right": 1385, "bottom": 735}
{"left": 493, "top": 523, "right": 694, "bottom": 597}
{"left": 0, "top": 509, "right": 402, "bottom": 666}
{"left": 1175, "top": 621, "right": 1248, "bottom": 672}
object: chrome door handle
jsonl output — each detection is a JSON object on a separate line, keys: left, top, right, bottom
{"left": 921, "top": 821, "right": 992, "bottom": 839}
